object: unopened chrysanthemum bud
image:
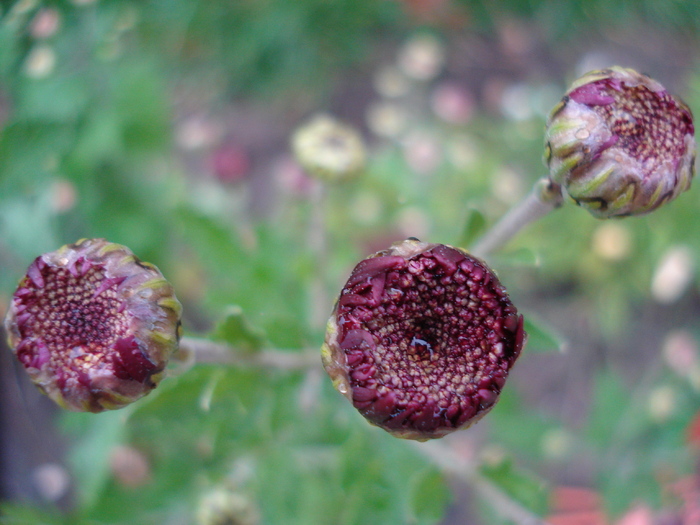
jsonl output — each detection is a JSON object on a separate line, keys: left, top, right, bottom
{"left": 322, "top": 239, "right": 525, "bottom": 440}
{"left": 4, "top": 238, "right": 182, "bottom": 412}
{"left": 291, "top": 114, "right": 367, "bottom": 182}
{"left": 545, "top": 66, "right": 696, "bottom": 218}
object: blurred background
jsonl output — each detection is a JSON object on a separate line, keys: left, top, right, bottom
{"left": 2, "top": 0, "right": 700, "bottom": 523}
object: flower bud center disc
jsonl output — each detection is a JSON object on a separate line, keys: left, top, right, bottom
{"left": 335, "top": 245, "right": 522, "bottom": 436}
{"left": 15, "top": 259, "right": 129, "bottom": 383}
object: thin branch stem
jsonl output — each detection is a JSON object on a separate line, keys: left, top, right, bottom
{"left": 415, "top": 441, "right": 551, "bottom": 525}
{"left": 179, "top": 336, "right": 550, "bottom": 524}
{"left": 178, "top": 336, "right": 319, "bottom": 370}
{"left": 470, "top": 178, "right": 564, "bottom": 259}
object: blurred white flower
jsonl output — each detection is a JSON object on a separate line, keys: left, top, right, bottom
{"left": 651, "top": 246, "right": 695, "bottom": 303}
{"left": 176, "top": 115, "right": 223, "bottom": 151}
{"left": 30, "top": 8, "right": 61, "bottom": 39}
{"left": 402, "top": 131, "right": 442, "bottom": 175}
{"left": 540, "top": 428, "right": 574, "bottom": 461}
{"left": 491, "top": 166, "right": 525, "bottom": 205}
{"left": 591, "top": 223, "right": 632, "bottom": 261}
{"left": 366, "top": 101, "right": 409, "bottom": 138}
{"left": 431, "top": 82, "right": 474, "bottom": 124}
{"left": 373, "top": 66, "right": 411, "bottom": 98}
{"left": 33, "top": 463, "right": 70, "bottom": 502}
{"left": 500, "top": 83, "right": 533, "bottom": 121}
{"left": 396, "top": 206, "right": 431, "bottom": 240}
{"left": 24, "top": 45, "right": 56, "bottom": 78}
{"left": 397, "top": 34, "right": 445, "bottom": 82}
{"left": 447, "top": 134, "right": 478, "bottom": 169}
{"left": 662, "top": 330, "right": 698, "bottom": 376}
{"left": 350, "top": 191, "right": 383, "bottom": 226}
{"left": 291, "top": 114, "right": 366, "bottom": 182}
{"left": 647, "top": 385, "right": 677, "bottom": 423}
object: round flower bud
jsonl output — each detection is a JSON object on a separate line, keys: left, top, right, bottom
{"left": 291, "top": 114, "right": 367, "bottom": 182}
{"left": 544, "top": 66, "right": 695, "bottom": 218}
{"left": 4, "top": 239, "right": 182, "bottom": 412}
{"left": 322, "top": 239, "right": 525, "bottom": 440}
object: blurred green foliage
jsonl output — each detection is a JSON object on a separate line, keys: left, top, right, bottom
{"left": 2, "top": 0, "right": 700, "bottom": 524}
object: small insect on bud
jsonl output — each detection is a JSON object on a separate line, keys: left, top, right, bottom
{"left": 545, "top": 66, "right": 696, "bottom": 218}
{"left": 4, "top": 239, "right": 182, "bottom": 412}
{"left": 291, "top": 114, "right": 367, "bottom": 182}
{"left": 322, "top": 239, "right": 525, "bottom": 441}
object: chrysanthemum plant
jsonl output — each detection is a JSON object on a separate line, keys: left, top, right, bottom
{"left": 3, "top": 67, "right": 696, "bottom": 523}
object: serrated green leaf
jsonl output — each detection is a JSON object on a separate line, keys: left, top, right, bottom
{"left": 211, "top": 305, "right": 267, "bottom": 352}
{"left": 523, "top": 314, "right": 565, "bottom": 353}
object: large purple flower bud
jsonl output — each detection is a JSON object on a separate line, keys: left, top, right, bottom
{"left": 544, "top": 66, "right": 696, "bottom": 218}
{"left": 4, "top": 239, "right": 182, "bottom": 412}
{"left": 322, "top": 239, "right": 525, "bottom": 441}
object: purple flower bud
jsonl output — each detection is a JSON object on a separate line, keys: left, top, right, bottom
{"left": 322, "top": 239, "right": 525, "bottom": 440}
{"left": 545, "top": 66, "right": 696, "bottom": 218}
{"left": 4, "top": 239, "right": 182, "bottom": 412}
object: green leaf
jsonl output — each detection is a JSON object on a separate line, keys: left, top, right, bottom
{"left": 480, "top": 458, "right": 549, "bottom": 516}
{"left": 458, "top": 208, "right": 487, "bottom": 249}
{"left": 63, "top": 410, "right": 130, "bottom": 510}
{"left": 211, "top": 305, "right": 268, "bottom": 352}
{"left": 523, "top": 314, "right": 565, "bottom": 353}
{"left": 0, "top": 502, "right": 66, "bottom": 525}
{"left": 493, "top": 248, "right": 540, "bottom": 268}
{"left": 408, "top": 468, "right": 451, "bottom": 524}
{"left": 586, "top": 370, "right": 631, "bottom": 448}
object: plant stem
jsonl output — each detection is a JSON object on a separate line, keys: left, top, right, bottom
{"left": 178, "top": 336, "right": 318, "bottom": 370}
{"left": 470, "top": 178, "right": 563, "bottom": 259}
{"left": 415, "top": 441, "right": 551, "bottom": 525}
{"left": 180, "top": 337, "right": 549, "bottom": 523}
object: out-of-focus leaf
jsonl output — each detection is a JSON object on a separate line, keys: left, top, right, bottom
{"left": 523, "top": 314, "right": 565, "bottom": 353}
{"left": 487, "top": 387, "right": 560, "bottom": 460}
{"left": 586, "top": 370, "right": 631, "bottom": 448}
{"left": 408, "top": 468, "right": 451, "bottom": 524}
{"left": 0, "top": 502, "right": 67, "bottom": 525}
{"left": 211, "top": 305, "right": 267, "bottom": 352}
{"left": 63, "top": 410, "right": 130, "bottom": 510}
{"left": 458, "top": 208, "right": 487, "bottom": 249}
{"left": 14, "top": 77, "right": 90, "bottom": 122}
{"left": 494, "top": 248, "right": 540, "bottom": 268}
{"left": 480, "top": 457, "right": 549, "bottom": 516}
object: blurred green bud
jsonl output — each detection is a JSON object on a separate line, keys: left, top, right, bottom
{"left": 291, "top": 114, "right": 367, "bottom": 182}
{"left": 544, "top": 66, "right": 695, "bottom": 218}
{"left": 4, "top": 238, "right": 182, "bottom": 412}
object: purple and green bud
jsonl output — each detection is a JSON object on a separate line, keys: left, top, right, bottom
{"left": 4, "top": 239, "right": 182, "bottom": 412}
{"left": 322, "top": 239, "right": 525, "bottom": 441}
{"left": 545, "top": 66, "right": 695, "bottom": 218}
